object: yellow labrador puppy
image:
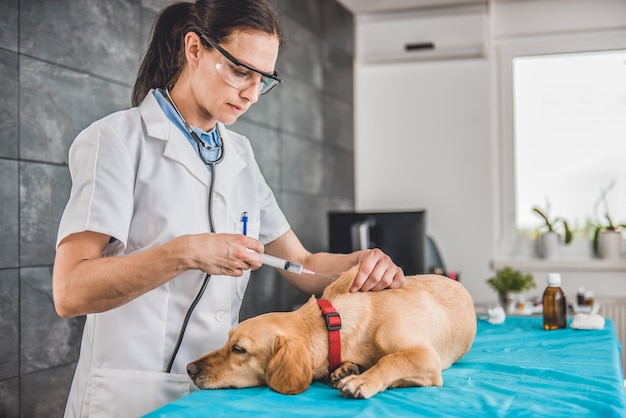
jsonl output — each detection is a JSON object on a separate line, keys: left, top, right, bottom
{"left": 187, "top": 265, "right": 476, "bottom": 399}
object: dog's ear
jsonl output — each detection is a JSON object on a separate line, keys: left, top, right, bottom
{"left": 265, "top": 335, "right": 312, "bottom": 395}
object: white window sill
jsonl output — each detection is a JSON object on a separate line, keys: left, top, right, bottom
{"left": 491, "top": 258, "right": 626, "bottom": 273}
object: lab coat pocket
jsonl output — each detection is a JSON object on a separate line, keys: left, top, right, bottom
{"left": 234, "top": 220, "right": 261, "bottom": 239}
{"left": 88, "top": 368, "right": 191, "bottom": 418}
{"left": 233, "top": 221, "right": 259, "bottom": 299}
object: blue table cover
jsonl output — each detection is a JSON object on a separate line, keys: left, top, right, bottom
{"left": 145, "top": 317, "right": 626, "bottom": 417}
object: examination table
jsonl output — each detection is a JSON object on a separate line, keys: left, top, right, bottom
{"left": 145, "top": 316, "right": 626, "bottom": 417}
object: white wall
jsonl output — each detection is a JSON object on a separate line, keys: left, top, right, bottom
{"left": 353, "top": 0, "right": 626, "bottom": 304}
{"left": 355, "top": 59, "right": 493, "bottom": 302}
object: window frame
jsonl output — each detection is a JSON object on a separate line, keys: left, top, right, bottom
{"left": 495, "top": 29, "right": 626, "bottom": 263}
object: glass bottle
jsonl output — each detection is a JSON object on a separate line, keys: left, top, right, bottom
{"left": 577, "top": 286, "right": 586, "bottom": 306}
{"left": 543, "top": 273, "right": 566, "bottom": 330}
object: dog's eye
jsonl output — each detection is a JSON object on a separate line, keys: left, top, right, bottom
{"left": 232, "top": 345, "right": 247, "bottom": 354}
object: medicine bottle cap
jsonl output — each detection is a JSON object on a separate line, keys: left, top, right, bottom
{"left": 547, "top": 273, "right": 561, "bottom": 286}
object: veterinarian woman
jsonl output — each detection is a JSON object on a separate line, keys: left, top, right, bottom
{"left": 52, "top": 0, "right": 404, "bottom": 416}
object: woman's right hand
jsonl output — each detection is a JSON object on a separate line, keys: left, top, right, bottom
{"left": 184, "top": 233, "right": 265, "bottom": 277}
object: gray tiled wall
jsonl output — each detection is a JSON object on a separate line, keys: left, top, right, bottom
{"left": 0, "top": 0, "right": 354, "bottom": 416}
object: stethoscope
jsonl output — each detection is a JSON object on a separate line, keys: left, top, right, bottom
{"left": 164, "top": 88, "right": 225, "bottom": 166}
{"left": 164, "top": 89, "right": 224, "bottom": 373}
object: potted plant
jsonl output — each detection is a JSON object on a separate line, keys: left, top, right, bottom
{"left": 486, "top": 267, "right": 536, "bottom": 312}
{"left": 592, "top": 181, "right": 625, "bottom": 259}
{"left": 593, "top": 214, "right": 625, "bottom": 259}
{"left": 532, "top": 206, "right": 573, "bottom": 259}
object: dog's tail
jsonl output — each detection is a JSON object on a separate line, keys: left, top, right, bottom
{"left": 320, "top": 265, "right": 360, "bottom": 300}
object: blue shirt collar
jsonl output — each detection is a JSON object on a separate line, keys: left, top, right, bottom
{"left": 153, "top": 89, "right": 222, "bottom": 164}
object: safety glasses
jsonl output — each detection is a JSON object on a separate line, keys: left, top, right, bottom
{"left": 196, "top": 32, "right": 282, "bottom": 95}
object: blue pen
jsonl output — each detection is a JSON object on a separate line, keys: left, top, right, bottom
{"left": 241, "top": 212, "right": 248, "bottom": 236}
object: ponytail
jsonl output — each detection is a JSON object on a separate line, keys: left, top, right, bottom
{"left": 132, "top": 3, "right": 191, "bottom": 106}
{"left": 131, "top": 0, "right": 283, "bottom": 107}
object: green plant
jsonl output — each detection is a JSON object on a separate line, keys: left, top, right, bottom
{"left": 486, "top": 267, "right": 536, "bottom": 293}
{"left": 532, "top": 206, "right": 573, "bottom": 244}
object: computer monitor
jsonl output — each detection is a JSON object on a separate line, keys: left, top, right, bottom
{"left": 328, "top": 210, "right": 426, "bottom": 275}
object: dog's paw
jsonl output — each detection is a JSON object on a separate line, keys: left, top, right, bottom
{"left": 330, "top": 362, "right": 360, "bottom": 386}
{"left": 334, "top": 375, "right": 383, "bottom": 399}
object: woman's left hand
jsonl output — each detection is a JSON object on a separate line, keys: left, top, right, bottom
{"left": 350, "top": 248, "right": 405, "bottom": 292}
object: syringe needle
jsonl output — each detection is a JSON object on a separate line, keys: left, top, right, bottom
{"left": 302, "top": 269, "right": 336, "bottom": 281}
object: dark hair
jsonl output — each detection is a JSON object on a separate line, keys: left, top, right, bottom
{"left": 131, "top": 0, "right": 283, "bottom": 106}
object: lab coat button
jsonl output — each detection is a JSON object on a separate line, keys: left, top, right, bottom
{"left": 215, "top": 311, "right": 225, "bottom": 322}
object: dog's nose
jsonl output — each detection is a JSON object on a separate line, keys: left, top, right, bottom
{"left": 187, "top": 362, "right": 202, "bottom": 378}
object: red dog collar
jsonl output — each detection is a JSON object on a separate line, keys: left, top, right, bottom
{"left": 316, "top": 299, "right": 342, "bottom": 372}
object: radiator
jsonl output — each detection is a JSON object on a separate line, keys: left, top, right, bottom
{"left": 597, "top": 297, "right": 626, "bottom": 375}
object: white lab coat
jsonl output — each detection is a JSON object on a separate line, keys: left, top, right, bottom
{"left": 56, "top": 91, "right": 290, "bottom": 417}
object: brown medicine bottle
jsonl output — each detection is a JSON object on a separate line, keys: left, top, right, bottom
{"left": 543, "top": 273, "right": 567, "bottom": 330}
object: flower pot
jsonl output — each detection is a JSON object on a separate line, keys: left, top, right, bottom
{"left": 537, "top": 231, "right": 560, "bottom": 259}
{"left": 498, "top": 291, "right": 524, "bottom": 315}
{"left": 598, "top": 230, "right": 622, "bottom": 260}
{"left": 497, "top": 291, "right": 508, "bottom": 309}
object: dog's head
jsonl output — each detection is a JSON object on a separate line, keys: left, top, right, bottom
{"left": 187, "top": 311, "right": 313, "bottom": 395}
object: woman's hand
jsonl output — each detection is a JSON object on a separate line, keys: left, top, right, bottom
{"left": 350, "top": 248, "right": 405, "bottom": 293}
{"left": 186, "top": 233, "right": 265, "bottom": 277}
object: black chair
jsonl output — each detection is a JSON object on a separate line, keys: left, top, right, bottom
{"left": 425, "top": 235, "right": 451, "bottom": 277}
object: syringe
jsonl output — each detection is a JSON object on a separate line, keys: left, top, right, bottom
{"left": 247, "top": 250, "right": 335, "bottom": 280}
{"left": 247, "top": 249, "right": 312, "bottom": 274}
{"left": 257, "top": 252, "right": 315, "bottom": 275}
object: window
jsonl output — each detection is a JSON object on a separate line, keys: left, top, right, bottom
{"left": 496, "top": 31, "right": 626, "bottom": 260}
{"left": 513, "top": 50, "right": 626, "bottom": 239}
